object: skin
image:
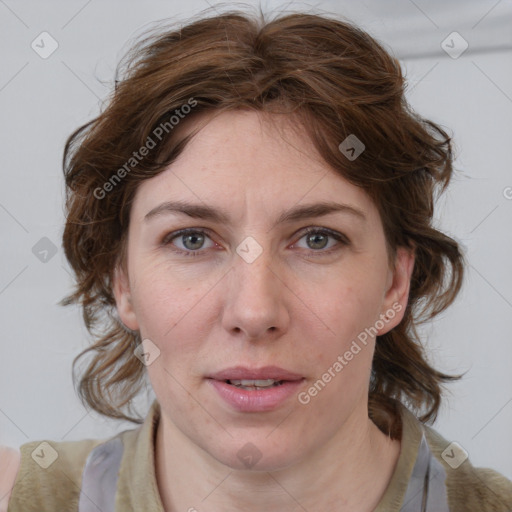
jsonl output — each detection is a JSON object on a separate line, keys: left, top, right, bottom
{"left": 0, "top": 446, "right": 20, "bottom": 512}
{"left": 114, "top": 110, "right": 415, "bottom": 512}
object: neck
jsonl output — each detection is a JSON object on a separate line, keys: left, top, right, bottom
{"left": 155, "top": 405, "right": 401, "bottom": 512}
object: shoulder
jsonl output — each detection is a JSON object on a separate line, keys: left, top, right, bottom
{"left": 3, "top": 402, "right": 158, "bottom": 512}
{"left": 0, "top": 446, "right": 21, "bottom": 512}
{"left": 423, "top": 424, "right": 512, "bottom": 512}
{"left": 5, "top": 434, "right": 128, "bottom": 512}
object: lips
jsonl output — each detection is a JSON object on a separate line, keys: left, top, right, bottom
{"left": 207, "top": 366, "right": 305, "bottom": 412}
{"left": 208, "top": 365, "right": 304, "bottom": 382}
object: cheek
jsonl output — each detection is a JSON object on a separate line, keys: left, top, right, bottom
{"left": 320, "top": 269, "right": 386, "bottom": 344}
{"left": 300, "top": 265, "right": 386, "bottom": 397}
{"left": 131, "top": 264, "right": 212, "bottom": 412}
{"left": 129, "top": 259, "right": 215, "bottom": 343}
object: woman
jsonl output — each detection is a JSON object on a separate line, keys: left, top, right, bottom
{"left": 1, "top": 8, "right": 511, "bottom": 512}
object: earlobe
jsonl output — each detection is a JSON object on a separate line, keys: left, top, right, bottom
{"left": 377, "top": 246, "right": 415, "bottom": 335}
{"left": 112, "top": 265, "right": 139, "bottom": 331}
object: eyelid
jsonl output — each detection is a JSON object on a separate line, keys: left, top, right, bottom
{"left": 161, "top": 227, "right": 219, "bottom": 252}
{"left": 295, "top": 226, "right": 350, "bottom": 245}
{"left": 290, "top": 226, "right": 350, "bottom": 256}
{"left": 161, "top": 227, "right": 214, "bottom": 245}
{"left": 161, "top": 226, "right": 350, "bottom": 256}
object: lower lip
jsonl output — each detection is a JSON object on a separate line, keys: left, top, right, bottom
{"left": 208, "top": 379, "right": 304, "bottom": 412}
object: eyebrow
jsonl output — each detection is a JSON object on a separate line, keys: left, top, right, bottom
{"left": 144, "top": 200, "right": 366, "bottom": 227}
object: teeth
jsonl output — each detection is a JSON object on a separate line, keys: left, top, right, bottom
{"left": 229, "top": 379, "right": 281, "bottom": 388}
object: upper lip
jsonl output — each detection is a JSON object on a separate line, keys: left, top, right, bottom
{"left": 208, "top": 366, "right": 304, "bottom": 381}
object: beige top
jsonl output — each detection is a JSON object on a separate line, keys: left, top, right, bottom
{"left": 7, "top": 400, "right": 512, "bottom": 511}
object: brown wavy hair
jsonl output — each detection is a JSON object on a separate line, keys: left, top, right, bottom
{"left": 61, "top": 7, "right": 465, "bottom": 435}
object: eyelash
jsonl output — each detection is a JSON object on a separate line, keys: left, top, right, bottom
{"left": 161, "top": 227, "right": 350, "bottom": 258}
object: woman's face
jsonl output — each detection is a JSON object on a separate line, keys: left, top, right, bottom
{"left": 114, "top": 110, "right": 413, "bottom": 471}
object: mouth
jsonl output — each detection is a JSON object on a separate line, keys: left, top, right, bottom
{"left": 207, "top": 366, "right": 305, "bottom": 412}
{"left": 208, "top": 365, "right": 304, "bottom": 385}
{"left": 224, "top": 378, "right": 285, "bottom": 390}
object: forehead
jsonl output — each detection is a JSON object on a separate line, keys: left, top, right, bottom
{"left": 131, "top": 110, "right": 378, "bottom": 225}
{"left": 168, "top": 109, "right": 329, "bottom": 181}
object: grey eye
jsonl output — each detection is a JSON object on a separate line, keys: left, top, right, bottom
{"left": 305, "top": 232, "right": 329, "bottom": 250}
{"left": 180, "top": 232, "right": 206, "bottom": 251}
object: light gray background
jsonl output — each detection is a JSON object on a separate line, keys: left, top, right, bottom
{"left": 1, "top": 0, "right": 511, "bottom": 481}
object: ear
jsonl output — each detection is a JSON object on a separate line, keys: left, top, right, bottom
{"left": 377, "top": 246, "right": 415, "bottom": 335}
{"left": 112, "top": 265, "right": 139, "bottom": 331}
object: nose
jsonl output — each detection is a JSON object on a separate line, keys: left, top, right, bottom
{"left": 221, "top": 248, "right": 290, "bottom": 341}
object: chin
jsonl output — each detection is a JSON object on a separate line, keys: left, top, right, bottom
{"left": 203, "top": 434, "right": 303, "bottom": 473}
